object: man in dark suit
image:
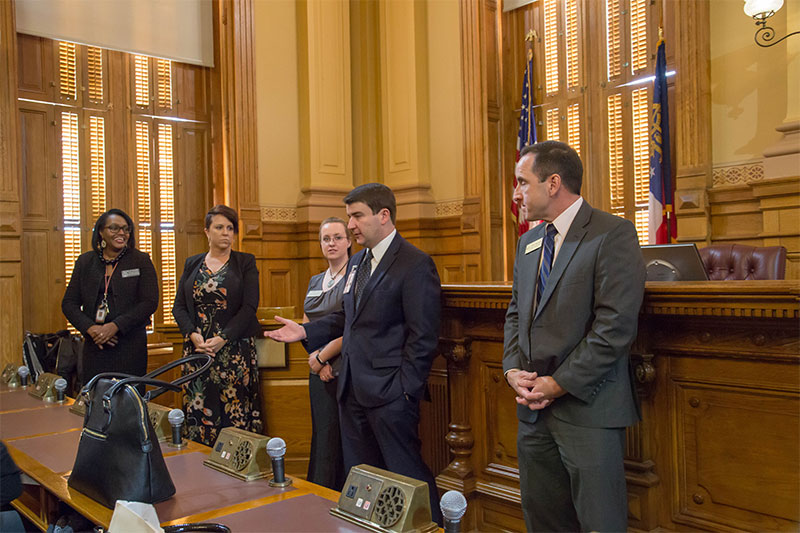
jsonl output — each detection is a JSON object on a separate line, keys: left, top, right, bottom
{"left": 267, "top": 183, "right": 442, "bottom": 523}
{"left": 504, "top": 141, "right": 645, "bottom": 532}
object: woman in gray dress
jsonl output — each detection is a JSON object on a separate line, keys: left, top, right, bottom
{"left": 303, "top": 216, "right": 350, "bottom": 490}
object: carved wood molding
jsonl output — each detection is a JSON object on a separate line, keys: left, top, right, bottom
{"left": 643, "top": 281, "right": 800, "bottom": 319}
{"left": 442, "top": 283, "right": 513, "bottom": 309}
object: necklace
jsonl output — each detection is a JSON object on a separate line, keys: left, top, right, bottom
{"left": 327, "top": 262, "right": 347, "bottom": 288}
{"left": 98, "top": 246, "right": 128, "bottom": 265}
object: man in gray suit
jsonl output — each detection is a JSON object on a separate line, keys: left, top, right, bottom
{"left": 504, "top": 141, "right": 645, "bottom": 532}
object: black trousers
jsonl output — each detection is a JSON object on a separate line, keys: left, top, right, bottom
{"left": 339, "top": 388, "right": 442, "bottom": 525}
{"left": 307, "top": 373, "right": 345, "bottom": 491}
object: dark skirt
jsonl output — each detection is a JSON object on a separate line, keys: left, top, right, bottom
{"left": 80, "top": 328, "right": 148, "bottom": 383}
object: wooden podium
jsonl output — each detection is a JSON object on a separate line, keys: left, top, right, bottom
{"left": 434, "top": 281, "right": 799, "bottom": 532}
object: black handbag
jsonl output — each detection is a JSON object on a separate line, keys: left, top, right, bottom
{"left": 68, "top": 354, "right": 212, "bottom": 509}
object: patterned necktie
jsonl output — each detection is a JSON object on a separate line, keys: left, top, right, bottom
{"left": 536, "top": 224, "right": 558, "bottom": 307}
{"left": 354, "top": 249, "right": 373, "bottom": 307}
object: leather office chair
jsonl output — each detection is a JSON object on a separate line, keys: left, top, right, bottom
{"left": 699, "top": 244, "right": 787, "bottom": 280}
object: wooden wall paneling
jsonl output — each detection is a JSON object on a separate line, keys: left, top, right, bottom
{"left": 261, "top": 341, "right": 314, "bottom": 477}
{"left": 19, "top": 102, "right": 64, "bottom": 333}
{"left": 16, "top": 34, "right": 54, "bottom": 102}
{"left": 175, "top": 122, "right": 212, "bottom": 264}
{"left": 0, "top": 0, "right": 23, "bottom": 364}
{"left": 105, "top": 51, "right": 133, "bottom": 215}
{"left": 419, "top": 357, "right": 450, "bottom": 481}
{"left": 175, "top": 63, "right": 210, "bottom": 122}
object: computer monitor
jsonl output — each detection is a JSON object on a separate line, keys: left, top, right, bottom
{"left": 641, "top": 243, "right": 709, "bottom": 281}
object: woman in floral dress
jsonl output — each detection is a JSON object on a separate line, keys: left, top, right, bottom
{"left": 172, "top": 205, "right": 263, "bottom": 446}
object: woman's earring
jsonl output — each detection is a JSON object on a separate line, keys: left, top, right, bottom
{"left": 101, "top": 239, "right": 106, "bottom": 249}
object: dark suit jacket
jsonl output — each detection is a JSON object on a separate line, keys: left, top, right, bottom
{"left": 172, "top": 251, "right": 261, "bottom": 340}
{"left": 61, "top": 248, "right": 158, "bottom": 336}
{"left": 304, "top": 233, "right": 441, "bottom": 407}
{"left": 503, "top": 200, "right": 645, "bottom": 428}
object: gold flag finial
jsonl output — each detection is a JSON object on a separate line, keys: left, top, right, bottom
{"left": 525, "top": 29, "right": 537, "bottom": 42}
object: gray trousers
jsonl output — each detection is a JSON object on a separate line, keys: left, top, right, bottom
{"left": 517, "top": 409, "right": 628, "bottom": 532}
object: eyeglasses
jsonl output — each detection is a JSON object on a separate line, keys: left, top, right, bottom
{"left": 105, "top": 224, "right": 132, "bottom": 234}
{"left": 321, "top": 235, "right": 347, "bottom": 244}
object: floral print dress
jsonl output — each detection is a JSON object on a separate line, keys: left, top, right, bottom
{"left": 182, "top": 262, "right": 263, "bottom": 446}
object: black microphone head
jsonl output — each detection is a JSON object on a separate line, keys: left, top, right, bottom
{"left": 54, "top": 378, "right": 68, "bottom": 392}
{"left": 17, "top": 366, "right": 29, "bottom": 378}
{"left": 168, "top": 408, "right": 185, "bottom": 426}
{"left": 440, "top": 490, "right": 467, "bottom": 521}
{"left": 266, "top": 437, "right": 286, "bottom": 459}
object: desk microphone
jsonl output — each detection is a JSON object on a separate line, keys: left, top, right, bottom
{"left": 54, "top": 378, "right": 68, "bottom": 402}
{"left": 267, "top": 437, "right": 292, "bottom": 487}
{"left": 167, "top": 409, "right": 186, "bottom": 448}
{"left": 440, "top": 490, "right": 467, "bottom": 533}
{"left": 18, "top": 366, "right": 29, "bottom": 387}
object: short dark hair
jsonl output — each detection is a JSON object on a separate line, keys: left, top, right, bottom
{"left": 319, "top": 216, "right": 352, "bottom": 257}
{"left": 205, "top": 205, "right": 239, "bottom": 233}
{"left": 343, "top": 183, "right": 397, "bottom": 224}
{"left": 520, "top": 141, "right": 583, "bottom": 195}
{"left": 92, "top": 208, "right": 136, "bottom": 253}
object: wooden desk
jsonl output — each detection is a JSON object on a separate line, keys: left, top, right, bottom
{"left": 434, "top": 281, "right": 800, "bottom": 532}
{"left": 2, "top": 395, "right": 365, "bottom": 532}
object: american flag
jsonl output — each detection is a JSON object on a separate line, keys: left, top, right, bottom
{"left": 512, "top": 52, "right": 537, "bottom": 236}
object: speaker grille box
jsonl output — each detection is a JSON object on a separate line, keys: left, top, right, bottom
{"left": 28, "top": 372, "right": 61, "bottom": 401}
{"left": 1, "top": 364, "right": 18, "bottom": 385}
{"left": 203, "top": 427, "right": 272, "bottom": 481}
{"left": 146, "top": 402, "right": 172, "bottom": 442}
{"left": 331, "top": 464, "right": 437, "bottom": 533}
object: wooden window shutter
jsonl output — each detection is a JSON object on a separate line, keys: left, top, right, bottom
{"left": 88, "top": 116, "right": 106, "bottom": 219}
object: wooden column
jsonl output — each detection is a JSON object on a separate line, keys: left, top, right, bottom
{"left": 671, "top": 0, "right": 713, "bottom": 244}
{"left": 377, "top": 0, "right": 435, "bottom": 221}
{"left": 0, "top": 1, "right": 24, "bottom": 366}
{"left": 295, "top": 0, "right": 354, "bottom": 223}
{"left": 459, "top": 0, "right": 490, "bottom": 280}
{"left": 211, "top": 0, "right": 261, "bottom": 247}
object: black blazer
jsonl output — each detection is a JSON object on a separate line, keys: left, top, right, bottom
{"left": 172, "top": 251, "right": 261, "bottom": 340}
{"left": 304, "top": 233, "right": 441, "bottom": 407}
{"left": 61, "top": 248, "right": 158, "bottom": 336}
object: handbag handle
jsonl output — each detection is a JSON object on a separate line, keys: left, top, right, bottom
{"left": 163, "top": 524, "right": 231, "bottom": 533}
{"left": 102, "top": 353, "right": 212, "bottom": 403}
{"left": 81, "top": 372, "right": 139, "bottom": 395}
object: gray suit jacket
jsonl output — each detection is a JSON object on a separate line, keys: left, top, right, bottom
{"left": 503, "top": 200, "right": 645, "bottom": 428}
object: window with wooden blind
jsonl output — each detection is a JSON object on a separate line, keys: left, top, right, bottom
{"left": 606, "top": 0, "right": 622, "bottom": 81}
{"left": 157, "top": 123, "right": 176, "bottom": 323}
{"left": 606, "top": 93, "right": 624, "bottom": 212}
{"left": 565, "top": 0, "right": 579, "bottom": 89}
{"left": 134, "top": 55, "right": 150, "bottom": 107}
{"left": 58, "top": 42, "right": 78, "bottom": 101}
{"left": 86, "top": 47, "right": 104, "bottom": 102}
{"left": 545, "top": 108, "right": 561, "bottom": 141}
{"left": 567, "top": 103, "right": 581, "bottom": 156}
{"left": 12, "top": 35, "right": 214, "bottom": 337}
{"left": 134, "top": 120, "right": 153, "bottom": 257}
{"left": 88, "top": 116, "right": 106, "bottom": 219}
{"left": 543, "top": 0, "right": 559, "bottom": 96}
{"left": 61, "top": 111, "right": 81, "bottom": 286}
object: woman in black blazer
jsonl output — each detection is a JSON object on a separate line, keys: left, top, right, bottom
{"left": 62, "top": 209, "right": 158, "bottom": 383}
{"left": 172, "top": 205, "right": 263, "bottom": 446}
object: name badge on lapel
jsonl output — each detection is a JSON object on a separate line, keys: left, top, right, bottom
{"left": 121, "top": 268, "right": 140, "bottom": 278}
{"left": 525, "top": 238, "right": 543, "bottom": 255}
{"left": 343, "top": 266, "right": 358, "bottom": 294}
{"left": 306, "top": 289, "right": 323, "bottom": 298}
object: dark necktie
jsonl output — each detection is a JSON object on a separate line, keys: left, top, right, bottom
{"left": 536, "top": 224, "right": 558, "bottom": 307}
{"left": 354, "top": 249, "right": 373, "bottom": 307}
